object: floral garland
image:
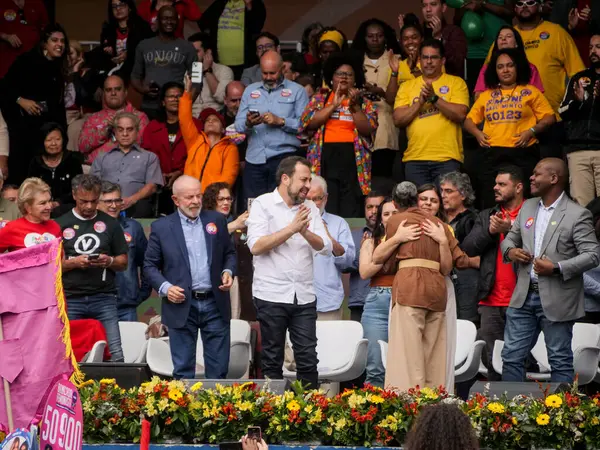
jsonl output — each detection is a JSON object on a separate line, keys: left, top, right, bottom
{"left": 76, "top": 377, "right": 600, "bottom": 449}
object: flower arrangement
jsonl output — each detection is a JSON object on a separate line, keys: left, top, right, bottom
{"left": 75, "top": 377, "right": 600, "bottom": 448}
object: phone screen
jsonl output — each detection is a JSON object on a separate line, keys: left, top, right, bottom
{"left": 88, "top": 254, "right": 100, "bottom": 260}
{"left": 247, "top": 426, "right": 261, "bottom": 441}
{"left": 191, "top": 62, "right": 203, "bottom": 84}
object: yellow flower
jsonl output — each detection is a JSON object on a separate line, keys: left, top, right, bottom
{"left": 276, "top": 425, "right": 282, "bottom": 432}
{"left": 79, "top": 380, "right": 95, "bottom": 388}
{"left": 512, "top": 417, "right": 518, "bottom": 425}
{"left": 593, "top": 398, "right": 599, "bottom": 406}
{"left": 304, "top": 404, "right": 314, "bottom": 414}
{"left": 487, "top": 402, "right": 506, "bottom": 414}
{"left": 191, "top": 382, "right": 204, "bottom": 392}
{"left": 236, "top": 401, "right": 253, "bottom": 411}
{"left": 287, "top": 400, "right": 301, "bottom": 411}
{"left": 99, "top": 378, "right": 116, "bottom": 385}
{"left": 334, "top": 418, "right": 347, "bottom": 431}
{"left": 326, "top": 427, "right": 333, "bottom": 436}
{"left": 341, "top": 390, "right": 354, "bottom": 397}
{"left": 347, "top": 393, "right": 367, "bottom": 409}
{"left": 545, "top": 394, "right": 563, "bottom": 408}
{"left": 168, "top": 389, "right": 183, "bottom": 401}
{"left": 420, "top": 387, "right": 439, "bottom": 400}
{"left": 369, "top": 394, "right": 385, "bottom": 404}
{"left": 158, "top": 398, "right": 170, "bottom": 412}
{"left": 145, "top": 399, "right": 157, "bottom": 417}
{"left": 308, "top": 408, "right": 323, "bottom": 424}
{"left": 82, "top": 400, "right": 94, "bottom": 414}
{"left": 536, "top": 414, "right": 550, "bottom": 426}
{"left": 190, "top": 401, "right": 202, "bottom": 411}
{"left": 592, "top": 417, "right": 600, "bottom": 426}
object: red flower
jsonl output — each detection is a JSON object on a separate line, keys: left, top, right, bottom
{"left": 165, "top": 417, "right": 173, "bottom": 425}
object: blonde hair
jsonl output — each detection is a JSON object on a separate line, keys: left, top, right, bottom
{"left": 70, "top": 40, "right": 82, "bottom": 57}
{"left": 113, "top": 111, "right": 141, "bottom": 131}
{"left": 18, "top": 177, "right": 52, "bottom": 215}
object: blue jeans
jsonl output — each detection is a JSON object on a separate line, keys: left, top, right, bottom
{"left": 361, "top": 287, "right": 391, "bottom": 387}
{"left": 502, "top": 291, "right": 574, "bottom": 382}
{"left": 118, "top": 306, "right": 138, "bottom": 322}
{"left": 67, "top": 293, "right": 124, "bottom": 362}
{"left": 169, "top": 294, "right": 230, "bottom": 379}
{"left": 243, "top": 153, "right": 291, "bottom": 202}
{"left": 404, "top": 159, "right": 461, "bottom": 187}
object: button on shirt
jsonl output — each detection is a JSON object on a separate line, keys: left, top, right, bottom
{"left": 314, "top": 212, "right": 355, "bottom": 312}
{"left": 90, "top": 145, "right": 164, "bottom": 198}
{"left": 247, "top": 189, "right": 333, "bottom": 304}
{"left": 234, "top": 78, "right": 309, "bottom": 164}
{"left": 159, "top": 210, "right": 212, "bottom": 296}
{"left": 531, "top": 192, "right": 565, "bottom": 282}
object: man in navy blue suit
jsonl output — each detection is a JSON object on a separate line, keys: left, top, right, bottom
{"left": 144, "top": 175, "right": 236, "bottom": 379}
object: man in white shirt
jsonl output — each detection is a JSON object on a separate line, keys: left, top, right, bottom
{"left": 307, "top": 176, "right": 355, "bottom": 320}
{"left": 247, "top": 156, "right": 332, "bottom": 389}
{"left": 188, "top": 33, "right": 234, "bottom": 117}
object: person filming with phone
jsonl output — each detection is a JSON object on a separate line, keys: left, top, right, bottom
{"left": 57, "top": 174, "right": 129, "bottom": 362}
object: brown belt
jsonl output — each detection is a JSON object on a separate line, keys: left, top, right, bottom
{"left": 397, "top": 258, "right": 440, "bottom": 271}
{"left": 370, "top": 275, "right": 394, "bottom": 287}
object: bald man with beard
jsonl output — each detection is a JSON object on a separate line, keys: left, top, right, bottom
{"left": 235, "top": 50, "right": 309, "bottom": 203}
{"left": 501, "top": 158, "right": 600, "bottom": 383}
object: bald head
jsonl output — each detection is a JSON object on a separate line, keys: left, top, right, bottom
{"left": 172, "top": 175, "right": 202, "bottom": 218}
{"left": 261, "top": 51, "right": 283, "bottom": 88}
{"left": 531, "top": 157, "right": 568, "bottom": 198}
{"left": 173, "top": 175, "right": 201, "bottom": 196}
{"left": 539, "top": 158, "right": 567, "bottom": 183}
{"left": 103, "top": 75, "right": 127, "bottom": 109}
{"left": 224, "top": 81, "right": 245, "bottom": 116}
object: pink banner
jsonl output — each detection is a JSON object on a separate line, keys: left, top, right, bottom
{"left": 0, "top": 240, "right": 79, "bottom": 432}
{"left": 39, "top": 379, "right": 83, "bottom": 450}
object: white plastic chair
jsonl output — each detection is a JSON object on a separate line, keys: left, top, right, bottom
{"left": 83, "top": 340, "right": 107, "bottom": 363}
{"left": 454, "top": 320, "right": 485, "bottom": 383}
{"left": 146, "top": 338, "right": 174, "bottom": 376}
{"left": 378, "top": 340, "right": 388, "bottom": 370}
{"left": 118, "top": 321, "right": 148, "bottom": 363}
{"left": 283, "top": 321, "right": 368, "bottom": 383}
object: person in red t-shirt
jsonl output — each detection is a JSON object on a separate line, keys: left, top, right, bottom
{"left": 461, "top": 165, "right": 526, "bottom": 380}
{"left": 0, "top": 0, "right": 48, "bottom": 78}
{"left": 0, "top": 177, "right": 60, "bottom": 252}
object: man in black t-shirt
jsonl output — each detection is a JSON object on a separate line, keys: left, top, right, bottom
{"left": 57, "top": 174, "right": 128, "bottom": 362}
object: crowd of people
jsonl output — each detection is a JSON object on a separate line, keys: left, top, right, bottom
{"left": 0, "top": 0, "right": 600, "bottom": 394}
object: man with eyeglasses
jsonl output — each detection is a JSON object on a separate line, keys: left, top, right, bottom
{"left": 78, "top": 75, "right": 149, "bottom": 166}
{"left": 97, "top": 181, "right": 151, "bottom": 322}
{"left": 241, "top": 31, "right": 280, "bottom": 86}
{"left": 0, "top": 0, "right": 48, "bottom": 78}
{"left": 393, "top": 39, "right": 469, "bottom": 187}
{"left": 57, "top": 174, "right": 129, "bottom": 362}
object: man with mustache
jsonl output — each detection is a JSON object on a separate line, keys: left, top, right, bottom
{"left": 144, "top": 175, "right": 236, "bottom": 379}
{"left": 247, "top": 156, "right": 332, "bottom": 389}
{"left": 235, "top": 51, "right": 309, "bottom": 205}
{"left": 560, "top": 33, "right": 600, "bottom": 207}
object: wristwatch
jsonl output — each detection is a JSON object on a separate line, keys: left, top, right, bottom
{"left": 203, "top": 68, "right": 213, "bottom": 74}
{"left": 552, "top": 263, "right": 561, "bottom": 275}
{"left": 429, "top": 95, "right": 439, "bottom": 104}
{"left": 391, "top": 71, "right": 399, "bottom": 77}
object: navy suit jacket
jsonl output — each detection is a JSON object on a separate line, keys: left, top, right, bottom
{"left": 143, "top": 210, "right": 236, "bottom": 329}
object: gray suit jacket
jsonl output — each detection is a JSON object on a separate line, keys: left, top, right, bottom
{"left": 500, "top": 194, "right": 600, "bottom": 322}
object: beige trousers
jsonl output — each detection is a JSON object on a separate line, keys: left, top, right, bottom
{"left": 317, "top": 309, "right": 343, "bottom": 321}
{"left": 385, "top": 304, "right": 447, "bottom": 391}
{"left": 566, "top": 150, "right": 600, "bottom": 207}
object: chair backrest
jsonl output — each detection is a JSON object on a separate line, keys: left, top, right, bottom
{"left": 85, "top": 340, "right": 107, "bottom": 363}
{"left": 196, "top": 320, "right": 252, "bottom": 365}
{"left": 314, "top": 321, "right": 364, "bottom": 372}
{"left": 455, "top": 319, "right": 477, "bottom": 366}
{"left": 119, "top": 321, "right": 148, "bottom": 363}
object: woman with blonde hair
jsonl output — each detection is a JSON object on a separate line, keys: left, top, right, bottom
{"left": 0, "top": 178, "right": 61, "bottom": 252}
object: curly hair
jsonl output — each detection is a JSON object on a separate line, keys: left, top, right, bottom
{"left": 404, "top": 404, "right": 479, "bottom": 450}
{"left": 202, "top": 182, "right": 231, "bottom": 211}
{"left": 484, "top": 48, "right": 532, "bottom": 89}
{"left": 322, "top": 51, "right": 366, "bottom": 89}
{"left": 439, "top": 171, "right": 476, "bottom": 207}
{"left": 351, "top": 18, "right": 402, "bottom": 56}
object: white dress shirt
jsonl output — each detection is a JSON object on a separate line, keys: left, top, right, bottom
{"left": 247, "top": 189, "right": 332, "bottom": 305}
{"left": 192, "top": 62, "right": 234, "bottom": 117}
{"left": 314, "top": 212, "right": 355, "bottom": 312}
{"left": 531, "top": 192, "right": 565, "bottom": 281}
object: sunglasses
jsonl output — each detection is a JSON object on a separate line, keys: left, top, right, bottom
{"left": 516, "top": 0, "right": 538, "bottom": 7}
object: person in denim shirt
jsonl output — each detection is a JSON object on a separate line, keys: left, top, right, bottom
{"left": 235, "top": 51, "right": 309, "bottom": 203}
{"left": 98, "top": 181, "right": 151, "bottom": 321}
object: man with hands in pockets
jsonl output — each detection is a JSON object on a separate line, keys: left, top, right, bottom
{"left": 247, "top": 156, "right": 332, "bottom": 389}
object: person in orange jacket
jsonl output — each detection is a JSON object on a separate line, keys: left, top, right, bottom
{"left": 181, "top": 74, "right": 239, "bottom": 192}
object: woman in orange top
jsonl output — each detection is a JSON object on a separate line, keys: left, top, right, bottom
{"left": 181, "top": 75, "right": 239, "bottom": 192}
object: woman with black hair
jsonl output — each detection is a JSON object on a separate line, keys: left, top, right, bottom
{"left": 464, "top": 48, "right": 556, "bottom": 208}
{"left": 301, "top": 51, "right": 377, "bottom": 217}
{"left": 352, "top": 19, "right": 402, "bottom": 183}
{"left": 0, "top": 23, "right": 70, "bottom": 185}
{"left": 100, "top": 0, "right": 153, "bottom": 81}
{"left": 27, "top": 122, "right": 83, "bottom": 217}
{"left": 474, "top": 25, "right": 544, "bottom": 99}
{"left": 301, "top": 22, "right": 324, "bottom": 66}
{"left": 310, "top": 27, "right": 348, "bottom": 88}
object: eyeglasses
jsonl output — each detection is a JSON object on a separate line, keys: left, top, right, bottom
{"left": 100, "top": 198, "right": 124, "bottom": 205}
{"left": 515, "top": 0, "right": 538, "bottom": 7}
{"left": 217, "top": 196, "right": 233, "bottom": 203}
{"left": 256, "top": 43, "right": 275, "bottom": 52}
{"left": 334, "top": 71, "right": 354, "bottom": 78}
{"left": 112, "top": 2, "right": 128, "bottom": 9}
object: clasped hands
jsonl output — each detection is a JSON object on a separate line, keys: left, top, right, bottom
{"left": 507, "top": 249, "right": 555, "bottom": 277}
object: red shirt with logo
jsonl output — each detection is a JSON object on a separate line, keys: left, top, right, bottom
{"left": 0, "top": 217, "right": 60, "bottom": 253}
{"left": 0, "top": 0, "right": 48, "bottom": 78}
{"left": 479, "top": 202, "right": 523, "bottom": 307}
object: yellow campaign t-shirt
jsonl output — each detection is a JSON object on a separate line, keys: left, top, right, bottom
{"left": 217, "top": 0, "right": 245, "bottom": 67}
{"left": 467, "top": 84, "right": 554, "bottom": 147}
{"left": 390, "top": 59, "right": 445, "bottom": 84}
{"left": 485, "top": 21, "right": 584, "bottom": 112}
{"left": 394, "top": 73, "right": 469, "bottom": 163}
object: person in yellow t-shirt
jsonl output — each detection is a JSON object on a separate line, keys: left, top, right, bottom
{"left": 465, "top": 48, "right": 555, "bottom": 208}
{"left": 393, "top": 39, "right": 469, "bottom": 187}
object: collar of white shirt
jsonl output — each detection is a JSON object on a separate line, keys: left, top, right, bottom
{"left": 538, "top": 191, "right": 565, "bottom": 212}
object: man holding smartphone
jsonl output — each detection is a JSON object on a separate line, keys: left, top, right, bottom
{"left": 57, "top": 174, "right": 129, "bottom": 362}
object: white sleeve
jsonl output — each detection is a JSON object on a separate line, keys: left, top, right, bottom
{"left": 246, "top": 197, "right": 269, "bottom": 252}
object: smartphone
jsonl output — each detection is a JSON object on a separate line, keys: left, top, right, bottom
{"left": 38, "top": 101, "right": 48, "bottom": 113}
{"left": 247, "top": 198, "right": 255, "bottom": 213}
{"left": 88, "top": 253, "right": 100, "bottom": 260}
{"left": 249, "top": 109, "right": 260, "bottom": 116}
{"left": 191, "top": 61, "right": 203, "bottom": 84}
{"left": 247, "top": 426, "right": 261, "bottom": 441}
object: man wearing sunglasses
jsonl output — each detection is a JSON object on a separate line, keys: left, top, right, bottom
{"left": 97, "top": 181, "right": 151, "bottom": 322}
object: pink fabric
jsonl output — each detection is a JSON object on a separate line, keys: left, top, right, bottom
{"left": 0, "top": 340, "right": 24, "bottom": 383}
{"left": 0, "top": 240, "right": 74, "bottom": 432}
{"left": 473, "top": 62, "right": 545, "bottom": 93}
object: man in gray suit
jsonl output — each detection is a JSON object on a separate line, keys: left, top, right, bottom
{"left": 501, "top": 158, "right": 600, "bottom": 382}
